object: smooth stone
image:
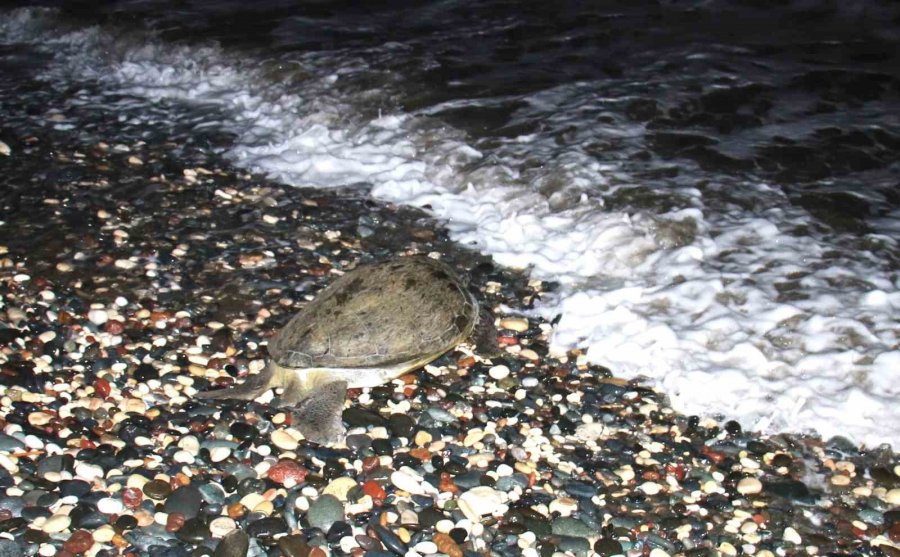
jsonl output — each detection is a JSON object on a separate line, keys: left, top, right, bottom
{"left": 0, "top": 435, "right": 24, "bottom": 452}
{"left": 245, "top": 517, "right": 287, "bottom": 538}
{"left": 322, "top": 477, "right": 357, "bottom": 501}
{"left": 551, "top": 517, "right": 595, "bottom": 538}
{"left": 342, "top": 408, "right": 387, "bottom": 428}
{"left": 594, "top": 538, "right": 623, "bottom": 556}
{"left": 271, "top": 430, "right": 298, "bottom": 451}
{"left": 143, "top": 479, "right": 172, "bottom": 500}
{"left": 557, "top": 536, "right": 591, "bottom": 557}
{"left": 458, "top": 486, "right": 503, "bottom": 521}
{"left": 307, "top": 495, "right": 343, "bottom": 531}
{"left": 736, "top": 477, "right": 762, "bottom": 495}
{"left": 210, "top": 517, "right": 237, "bottom": 538}
{"left": 276, "top": 534, "right": 310, "bottom": 557}
{"left": 41, "top": 514, "right": 71, "bottom": 533}
{"left": 164, "top": 486, "right": 203, "bottom": 518}
{"left": 199, "top": 483, "right": 226, "bottom": 505}
{"left": 214, "top": 529, "right": 249, "bottom": 557}
{"left": 373, "top": 524, "right": 407, "bottom": 556}
{"left": 176, "top": 518, "right": 210, "bottom": 544}
{"left": 388, "top": 414, "right": 415, "bottom": 438}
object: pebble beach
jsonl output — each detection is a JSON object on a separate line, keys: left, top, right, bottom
{"left": 1, "top": 84, "right": 899, "bottom": 557}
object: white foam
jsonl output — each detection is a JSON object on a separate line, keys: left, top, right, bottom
{"left": 2, "top": 7, "right": 897, "bottom": 448}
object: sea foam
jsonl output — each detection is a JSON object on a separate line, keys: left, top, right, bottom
{"left": 2, "top": 7, "right": 897, "bottom": 448}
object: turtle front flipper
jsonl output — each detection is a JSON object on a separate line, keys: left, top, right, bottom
{"left": 293, "top": 379, "right": 348, "bottom": 445}
{"left": 195, "top": 362, "right": 287, "bottom": 401}
{"left": 472, "top": 307, "right": 502, "bottom": 357}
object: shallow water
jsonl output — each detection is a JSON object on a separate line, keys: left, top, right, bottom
{"left": 1, "top": 1, "right": 898, "bottom": 447}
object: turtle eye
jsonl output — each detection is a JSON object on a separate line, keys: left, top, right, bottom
{"left": 454, "top": 314, "right": 469, "bottom": 333}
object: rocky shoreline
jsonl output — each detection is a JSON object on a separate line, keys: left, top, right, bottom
{"left": 1, "top": 109, "right": 899, "bottom": 557}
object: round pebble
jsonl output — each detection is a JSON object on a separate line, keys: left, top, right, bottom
{"left": 736, "top": 477, "right": 762, "bottom": 495}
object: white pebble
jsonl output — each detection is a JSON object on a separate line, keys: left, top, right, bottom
{"left": 75, "top": 462, "right": 104, "bottom": 481}
{"left": 489, "top": 365, "right": 510, "bottom": 380}
{"left": 97, "top": 497, "right": 124, "bottom": 514}
{"left": 458, "top": 486, "right": 503, "bottom": 521}
{"left": 42, "top": 514, "right": 71, "bottom": 533}
{"left": 783, "top": 527, "right": 802, "bottom": 544}
{"left": 414, "top": 541, "right": 438, "bottom": 554}
{"left": 173, "top": 450, "right": 195, "bottom": 464}
{"left": 88, "top": 309, "right": 109, "bottom": 325}
{"left": 736, "top": 477, "right": 762, "bottom": 495}
{"left": 210, "top": 447, "right": 231, "bottom": 463}
{"left": 209, "top": 516, "right": 237, "bottom": 537}
{"left": 639, "top": 481, "right": 662, "bottom": 495}
{"left": 391, "top": 470, "right": 432, "bottom": 495}
{"left": 885, "top": 488, "right": 900, "bottom": 505}
{"left": 271, "top": 429, "right": 298, "bottom": 451}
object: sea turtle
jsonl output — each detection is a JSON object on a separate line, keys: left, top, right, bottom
{"left": 196, "top": 256, "right": 499, "bottom": 444}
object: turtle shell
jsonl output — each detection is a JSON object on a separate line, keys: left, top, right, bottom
{"left": 268, "top": 257, "right": 478, "bottom": 370}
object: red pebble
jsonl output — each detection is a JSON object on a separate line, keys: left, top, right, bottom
{"left": 121, "top": 487, "right": 142, "bottom": 508}
{"left": 497, "top": 335, "right": 518, "bottom": 346}
{"left": 361, "top": 456, "right": 379, "bottom": 474}
{"left": 94, "top": 378, "right": 111, "bottom": 398}
{"left": 362, "top": 480, "right": 386, "bottom": 504}
{"left": 665, "top": 463, "right": 686, "bottom": 481}
{"left": 64, "top": 530, "right": 95, "bottom": 554}
{"left": 105, "top": 320, "right": 125, "bottom": 335}
{"left": 166, "top": 512, "right": 185, "bottom": 532}
{"left": 267, "top": 460, "right": 308, "bottom": 484}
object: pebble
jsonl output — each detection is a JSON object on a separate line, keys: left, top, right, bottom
{"left": 214, "top": 529, "right": 249, "bottom": 557}
{"left": 42, "top": 514, "right": 71, "bottom": 533}
{"left": 458, "top": 486, "right": 503, "bottom": 521}
{"left": 307, "top": 495, "right": 344, "bottom": 531}
{"left": 271, "top": 429, "right": 299, "bottom": 451}
{"left": 489, "top": 365, "right": 510, "bottom": 380}
{"left": 391, "top": 470, "right": 431, "bottom": 495}
{"left": 164, "top": 485, "right": 203, "bottom": 518}
{"left": 97, "top": 497, "right": 124, "bottom": 514}
{"left": 783, "top": 527, "right": 802, "bottom": 544}
{"left": 499, "top": 317, "right": 529, "bottom": 332}
{"left": 87, "top": 309, "right": 108, "bottom": 325}
{"left": 737, "top": 477, "right": 763, "bottom": 495}
{"left": 886, "top": 488, "right": 900, "bottom": 505}
{"left": 323, "top": 476, "right": 357, "bottom": 501}
{"left": 639, "top": 481, "right": 662, "bottom": 495}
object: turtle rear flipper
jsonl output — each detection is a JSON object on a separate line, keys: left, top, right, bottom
{"left": 294, "top": 379, "right": 348, "bottom": 445}
{"left": 195, "top": 363, "right": 286, "bottom": 401}
{"left": 472, "top": 308, "right": 502, "bottom": 357}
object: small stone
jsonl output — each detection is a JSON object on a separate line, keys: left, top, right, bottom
{"left": 551, "top": 517, "right": 595, "bottom": 538}
{"left": 433, "top": 532, "right": 462, "bottom": 557}
{"left": 64, "top": 530, "right": 94, "bottom": 554}
{"left": 638, "top": 481, "right": 662, "bottom": 495}
{"left": 391, "top": 470, "right": 430, "bottom": 495}
{"left": 736, "top": 477, "right": 762, "bottom": 495}
{"left": 323, "top": 477, "right": 357, "bottom": 501}
{"left": 458, "top": 486, "right": 503, "bottom": 521}
{"left": 214, "top": 529, "right": 249, "bottom": 557}
{"left": 488, "top": 365, "right": 510, "bottom": 380}
{"left": 42, "top": 514, "right": 71, "bottom": 533}
{"left": 88, "top": 309, "right": 108, "bottom": 325}
{"left": 268, "top": 460, "right": 308, "bottom": 485}
{"left": 97, "top": 497, "right": 124, "bottom": 514}
{"left": 499, "top": 317, "right": 528, "bottom": 332}
{"left": 271, "top": 429, "right": 299, "bottom": 451}
{"left": 164, "top": 485, "right": 202, "bottom": 518}
{"left": 210, "top": 516, "right": 237, "bottom": 538}
{"left": 783, "top": 527, "right": 802, "bottom": 544}
{"left": 886, "top": 488, "right": 900, "bottom": 505}
{"left": 143, "top": 479, "right": 171, "bottom": 500}
{"left": 307, "top": 495, "right": 344, "bottom": 531}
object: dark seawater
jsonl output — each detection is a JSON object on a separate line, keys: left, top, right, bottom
{"left": 1, "top": 0, "right": 898, "bottom": 445}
